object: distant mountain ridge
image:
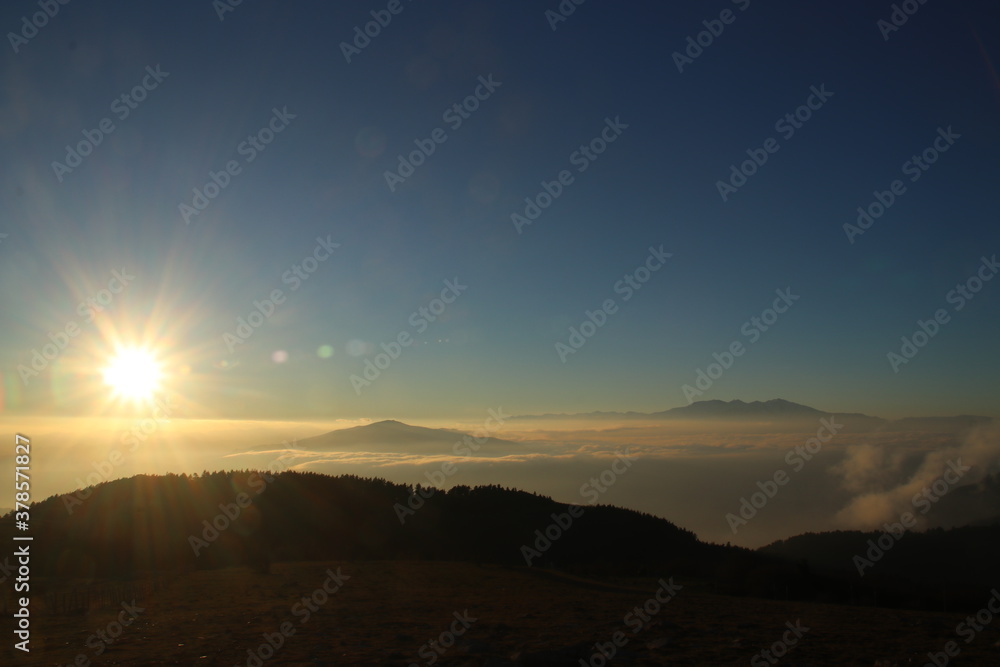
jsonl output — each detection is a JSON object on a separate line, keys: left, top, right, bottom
{"left": 655, "top": 398, "right": 826, "bottom": 418}
{"left": 513, "top": 398, "right": 869, "bottom": 421}
{"left": 252, "top": 419, "right": 519, "bottom": 454}
{"left": 513, "top": 399, "right": 992, "bottom": 429}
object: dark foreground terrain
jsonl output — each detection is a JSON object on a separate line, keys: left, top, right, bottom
{"left": 5, "top": 560, "right": 1000, "bottom": 666}
{"left": 3, "top": 472, "right": 999, "bottom": 664}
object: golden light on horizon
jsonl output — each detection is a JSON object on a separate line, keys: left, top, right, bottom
{"left": 102, "top": 347, "right": 163, "bottom": 403}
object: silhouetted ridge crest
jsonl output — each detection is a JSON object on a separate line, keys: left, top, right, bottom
{"left": 6, "top": 471, "right": 996, "bottom": 610}
{"left": 8, "top": 471, "right": 699, "bottom": 578}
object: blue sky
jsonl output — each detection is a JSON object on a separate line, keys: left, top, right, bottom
{"left": 1, "top": 0, "right": 998, "bottom": 420}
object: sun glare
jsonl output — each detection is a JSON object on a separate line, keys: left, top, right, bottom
{"left": 103, "top": 347, "right": 163, "bottom": 402}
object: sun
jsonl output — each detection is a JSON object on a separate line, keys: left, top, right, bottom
{"left": 102, "top": 347, "right": 163, "bottom": 402}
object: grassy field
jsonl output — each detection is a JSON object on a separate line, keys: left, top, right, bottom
{"left": 5, "top": 560, "right": 1000, "bottom": 666}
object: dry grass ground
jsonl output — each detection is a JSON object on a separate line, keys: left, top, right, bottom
{"left": 5, "top": 561, "right": 1000, "bottom": 666}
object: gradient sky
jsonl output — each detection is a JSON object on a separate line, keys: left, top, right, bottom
{"left": 1, "top": 0, "right": 998, "bottom": 421}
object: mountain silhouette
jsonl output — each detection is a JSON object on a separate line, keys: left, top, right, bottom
{"left": 9, "top": 471, "right": 715, "bottom": 579}
{"left": 760, "top": 516, "right": 1000, "bottom": 609}
{"left": 5, "top": 470, "right": 997, "bottom": 613}
{"left": 253, "top": 419, "right": 520, "bottom": 454}
{"left": 513, "top": 399, "right": 990, "bottom": 431}
{"left": 514, "top": 398, "right": 877, "bottom": 422}
{"left": 654, "top": 398, "right": 825, "bottom": 418}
